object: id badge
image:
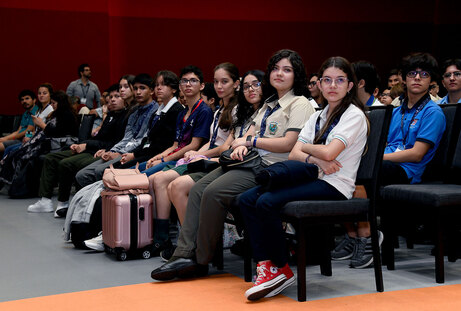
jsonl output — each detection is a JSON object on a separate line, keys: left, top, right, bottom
{"left": 81, "top": 97, "right": 87, "bottom": 105}
{"left": 394, "top": 145, "right": 405, "bottom": 152}
{"left": 143, "top": 142, "right": 151, "bottom": 149}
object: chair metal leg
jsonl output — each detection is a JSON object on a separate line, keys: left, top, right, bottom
{"left": 435, "top": 214, "right": 445, "bottom": 283}
{"left": 212, "top": 235, "right": 224, "bottom": 270}
{"left": 319, "top": 225, "right": 332, "bottom": 276}
{"left": 381, "top": 212, "right": 395, "bottom": 270}
{"left": 296, "top": 221, "right": 307, "bottom": 302}
{"left": 243, "top": 235, "right": 252, "bottom": 282}
{"left": 370, "top": 218, "right": 384, "bottom": 292}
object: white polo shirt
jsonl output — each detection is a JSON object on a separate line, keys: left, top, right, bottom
{"left": 298, "top": 104, "right": 368, "bottom": 199}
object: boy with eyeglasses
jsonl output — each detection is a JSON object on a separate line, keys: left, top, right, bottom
{"left": 438, "top": 59, "right": 461, "bottom": 105}
{"left": 138, "top": 65, "right": 213, "bottom": 175}
{"left": 332, "top": 52, "right": 446, "bottom": 268}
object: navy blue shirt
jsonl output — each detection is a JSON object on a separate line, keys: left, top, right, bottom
{"left": 175, "top": 99, "right": 213, "bottom": 149}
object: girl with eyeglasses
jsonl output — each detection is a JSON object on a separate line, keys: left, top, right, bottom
{"left": 150, "top": 49, "right": 315, "bottom": 281}
{"left": 144, "top": 63, "right": 240, "bottom": 255}
{"left": 160, "top": 70, "right": 265, "bottom": 259}
{"left": 238, "top": 56, "right": 369, "bottom": 300}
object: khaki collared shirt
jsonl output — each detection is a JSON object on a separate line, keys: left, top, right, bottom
{"left": 252, "top": 89, "right": 315, "bottom": 165}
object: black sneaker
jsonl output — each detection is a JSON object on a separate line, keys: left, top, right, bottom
{"left": 331, "top": 234, "right": 356, "bottom": 260}
{"left": 350, "top": 231, "right": 383, "bottom": 269}
{"left": 160, "top": 244, "right": 177, "bottom": 262}
{"left": 153, "top": 239, "right": 172, "bottom": 256}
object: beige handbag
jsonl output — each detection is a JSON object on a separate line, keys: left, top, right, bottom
{"left": 102, "top": 164, "right": 149, "bottom": 192}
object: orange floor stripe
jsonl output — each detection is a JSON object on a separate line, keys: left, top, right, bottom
{"left": 2, "top": 274, "right": 461, "bottom": 311}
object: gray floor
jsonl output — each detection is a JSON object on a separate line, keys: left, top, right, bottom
{"left": 1, "top": 190, "right": 461, "bottom": 303}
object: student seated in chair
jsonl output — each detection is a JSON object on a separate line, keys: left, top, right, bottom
{"left": 332, "top": 52, "right": 446, "bottom": 269}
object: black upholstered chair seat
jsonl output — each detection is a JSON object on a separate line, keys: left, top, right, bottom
{"left": 283, "top": 198, "right": 369, "bottom": 218}
{"left": 382, "top": 184, "right": 461, "bottom": 208}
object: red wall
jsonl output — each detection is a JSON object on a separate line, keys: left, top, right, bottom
{"left": 1, "top": 0, "right": 460, "bottom": 114}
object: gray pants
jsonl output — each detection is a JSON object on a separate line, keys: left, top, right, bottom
{"left": 75, "top": 156, "right": 122, "bottom": 188}
{"left": 173, "top": 167, "right": 258, "bottom": 265}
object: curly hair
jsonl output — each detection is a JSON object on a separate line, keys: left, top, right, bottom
{"left": 262, "top": 49, "right": 307, "bottom": 99}
{"left": 400, "top": 52, "right": 439, "bottom": 82}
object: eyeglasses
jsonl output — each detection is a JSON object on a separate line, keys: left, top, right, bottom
{"left": 243, "top": 81, "right": 261, "bottom": 92}
{"left": 443, "top": 71, "right": 461, "bottom": 79}
{"left": 319, "top": 76, "right": 348, "bottom": 86}
{"left": 308, "top": 81, "right": 317, "bottom": 88}
{"left": 406, "top": 70, "right": 430, "bottom": 79}
{"left": 179, "top": 78, "right": 200, "bottom": 86}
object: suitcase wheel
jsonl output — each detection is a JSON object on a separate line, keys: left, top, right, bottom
{"left": 142, "top": 249, "right": 151, "bottom": 259}
{"left": 116, "top": 250, "right": 128, "bottom": 261}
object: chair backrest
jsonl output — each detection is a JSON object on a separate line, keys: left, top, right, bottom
{"left": 452, "top": 132, "right": 461, "bottom": 169}
{"left": 78, "top": 114, "right": 95, "bottom": 142}
{"left": 444, "top": 129, "right": 461, "bottom": 184}
{"left": 421, "top": 104, "right": 460, "bottom": 182}
{"left": 0, "top": 115, "right": 15, "bottom": 135}
{"left": 356, "top": 106, "right": 393, "bottom": 199}
{"left": 12, "top": 115, "right": 22, "bottom": 132}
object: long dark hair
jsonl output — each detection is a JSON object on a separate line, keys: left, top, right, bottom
{"left": 314, "top": 56, "right": 366, "bottom": 144}
{"left": 50, "top": 90, "right": 76, "bottom": 120}
{"left": 234, "top": 70, "right": 264, "bottom": 129}
{"left": 262, "top": 49, "right": 307, "bottom": 100}
{"left": 214, "top": 62, "right": 239, "bottom": 131}
{"left": 119, "top": 74, "right": 136, "bottom": 107}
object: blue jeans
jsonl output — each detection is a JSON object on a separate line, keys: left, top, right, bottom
{"left": 3, "top": 143, "right": 21, "bottom": 158}
{"left": 136, "top": 160, "right": 176, "bottom": 176}
{"left": 238, "top": 179, "right": 345, "bottom": 267}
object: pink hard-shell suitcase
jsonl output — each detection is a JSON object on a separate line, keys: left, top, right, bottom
{"left": 102, "top": 193, "right": 153, "bottom": 261}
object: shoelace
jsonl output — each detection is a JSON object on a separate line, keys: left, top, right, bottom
{"left": 254, "top": 265, "right": 269, "bottom": 285}
{"left": 355, "top": 238, "right": 367, "bottom": 257}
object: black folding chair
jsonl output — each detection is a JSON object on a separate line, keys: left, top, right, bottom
{"left": 281, "top": 106, "right": 392, "bottom": 301}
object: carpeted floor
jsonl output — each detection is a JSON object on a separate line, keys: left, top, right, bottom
{"left": 2, "top": 274, "right": 461, "bottom": 311}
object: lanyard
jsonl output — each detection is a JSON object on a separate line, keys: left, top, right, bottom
{"left": 400, "top": 95, "right": 430, "bottom": 148}
{"left": 314, "top": 111, "right": 342, "bottom": 145}
{"left": 259, "top": 103, "right": 280, "bottom": 136}
{"left": 80, "top": 83, "right": 89, "bottom": 99}
{"left": 209, "top": 107, "right": 223, "bottom": 149}
{"left": 238, "top": 121, "right": 247, "bottom": 138}
{"left": 177, "top": 99, "right": 203, "bottom": 143}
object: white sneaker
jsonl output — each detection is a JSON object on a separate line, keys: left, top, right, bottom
{"left": 28, "top": 198, "right": 53, "bottom": 213}
{"left": 54, "top": 201, "right": 69, "bottom": 218}
{"left": 84, "top": 232, "right": 104, "bottom": 251}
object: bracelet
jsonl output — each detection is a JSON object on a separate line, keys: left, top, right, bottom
{"left": 253, "top": 137, "right": 258, "bottom": 148}
{"left": 161, "top": 157, "right": 165, "bottom": 162}
{"left": 305, "top": 155, "right": 311, "bottom": 163}
{"left": 246, "top": 135, "right": 253, "bottom": 147}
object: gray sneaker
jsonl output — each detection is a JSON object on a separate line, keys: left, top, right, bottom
{"left": 331, "top": 234, "right": 356, "bottom": 260}
{"left": 350, "top": 231, "right": 384, "bottom": 269}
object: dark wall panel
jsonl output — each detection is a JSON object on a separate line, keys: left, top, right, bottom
{"left": 1, "top": 1, "right": 460, "bottom": 115}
